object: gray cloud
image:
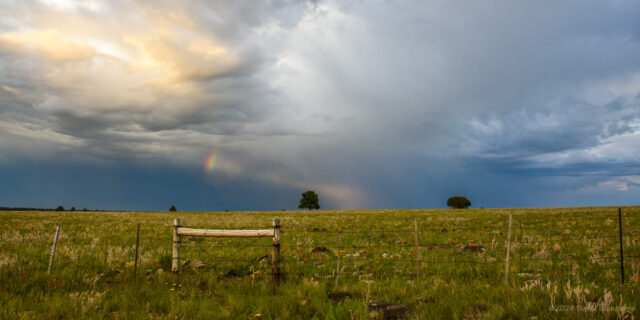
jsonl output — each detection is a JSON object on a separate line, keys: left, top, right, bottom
{"left": 1, "top": 0, "right": 640, "bottom": 208}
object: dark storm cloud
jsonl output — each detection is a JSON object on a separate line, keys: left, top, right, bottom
{"left": 1, "top": 0, "right": 640, "bottom": 209}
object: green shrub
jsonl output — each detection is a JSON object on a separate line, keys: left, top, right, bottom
{"left": 447, "top": 196, "right": 471, "bottom": 209}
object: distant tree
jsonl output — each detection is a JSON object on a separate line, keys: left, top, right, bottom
{"left": 447, "top": 196, "right": 471, "bottom": 209}
{"left": 55, "top": 205, "right": 65, "bottom": 211}
{"left": 82, "top": 208, "right": 89, "bottom": 211}
{"left": 298, "top": 190, "right": 320, "bottom": 210}
{"left": 169, "top": 205, "right": 177, "bottom": 212}
{"left": 70, "top": 207, "right": 76, "bottom": 211}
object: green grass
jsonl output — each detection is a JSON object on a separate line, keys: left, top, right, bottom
{"left": 1, "top": 207, "right": 639, "bottom": 319}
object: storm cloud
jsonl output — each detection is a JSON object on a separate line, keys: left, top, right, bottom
{"left": 1, "top": 0, "right": 639, "bottom": 210}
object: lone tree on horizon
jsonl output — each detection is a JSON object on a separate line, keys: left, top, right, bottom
{"left": 298, "top": 190, "right": 320, "bottom": 210}
{"left": 447, "top": 196, "right": 471, "bottom": 209}
{"left": 169, "top": 205, "right": 177, "bottom": 212}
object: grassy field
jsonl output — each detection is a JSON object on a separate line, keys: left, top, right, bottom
{"left": 1, "top": 207, "right": 639, "bottom": 319}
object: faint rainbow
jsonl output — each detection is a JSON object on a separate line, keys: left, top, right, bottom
{"left": 204, "top": 151, "right": 217, "bottom": 176}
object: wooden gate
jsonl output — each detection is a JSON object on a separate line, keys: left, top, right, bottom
{"left": 171, "top": 218, "right": 281, "bottom": 283}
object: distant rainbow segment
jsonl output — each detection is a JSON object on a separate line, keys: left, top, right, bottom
{"left": 204, "top": 151, "right": 217, "bottom": 176}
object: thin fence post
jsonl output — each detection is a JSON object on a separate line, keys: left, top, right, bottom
{"left": 519, "top": 222, "right": 523, "bottom": 271}
{"left": 47, "top": 226, "right": 60, "bottom": 273}
{"left": 414, "top": 218, "right": 420, "bottom": 284}
{"left": 134, "top": 223, "right": 140, "bottom": 280}
{"left": 272, "top": 218, "right": 281, "bottom": 284}
{"left": 335, "top": 230, "right": 341, "bottom": 288}
{"left": 172, "top": 218, "right": 181, "bottom": 273}
{"left": 618, "top": 208, "right": 624, "bottom": 284}
{"left": 504, "top": 213, "right": 512, "bottom": 285}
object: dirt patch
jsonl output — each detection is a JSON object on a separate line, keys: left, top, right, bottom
{"left": 367, "top": 300, "right": 409, "bottom": 319}
{"left": 422, "top": 244, "right": 453, "bottom": 250}
{"left": 328, "top": 291, "right": 353, "bottom": 304}
{"left": 328, "top": 291, "right": 364, "bottom": 304}
{"left": 464, "top": 304, "right": 489, "bottom": 320}
{"left": 311, "top": 247, "right": 329, "bottom": 253}
{"left": 461, "top": 245, "right": 485, "bottom": 252}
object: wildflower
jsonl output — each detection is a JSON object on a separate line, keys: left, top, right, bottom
{"left": 53, "top": 278, "right": 56, "bottom": 282}
{"left": 3, "top": 292, "right": 7, "bottom": 296}
{"left": 402, "top": 291, "right": 406, "bottom": 297}
{"left": 632, "top": 274, "right": 639, "bottom": 281}
{"left": 303, "top": 258, "right": 309, "bottom": 262}
{"left": 23, "top": 274, "right": 29, "bottom": 279}
{"left": 371, "top": 268, "right": 375, "bottom": 272}
{"left": 148, "top": 260, "right": 153, "bottom": 264}
{"left": 436, "top": 249, "right": 443, "bottom": 253}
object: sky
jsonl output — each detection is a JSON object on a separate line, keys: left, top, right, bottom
{"left": 1, "top": 0, "right": 639, "bottom": 211}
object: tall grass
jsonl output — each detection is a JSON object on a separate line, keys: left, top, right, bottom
{"left": 1, "top": 207, "right": 638, "bottom": 319}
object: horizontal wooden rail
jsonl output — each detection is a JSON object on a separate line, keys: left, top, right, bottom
{"left": 177, "top": 227, "right": 274, "bottom": 238}
{"left": 172, "top": 218, "right": 281, "bottom": 283}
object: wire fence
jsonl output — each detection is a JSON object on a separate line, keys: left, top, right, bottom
{"left": 1, "top": 209, "right": 639, "bottom": 286}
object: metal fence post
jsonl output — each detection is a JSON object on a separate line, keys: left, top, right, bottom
{"left": 335, "top": 230, "right": 341, "bottom": 288}
{"left": 618, "top": 208, "right": 624, "bottom": 284}
{"left": 134, "top": 223, "right": 140, "bottom": 279}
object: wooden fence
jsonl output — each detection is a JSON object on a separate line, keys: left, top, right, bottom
{"left": 171, "top": 218, "right": 281, "bottom": 283}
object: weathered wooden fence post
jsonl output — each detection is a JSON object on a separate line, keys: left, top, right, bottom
{"left": 504, "top": 213, "right": 512, "bottom": 285}
{"left": 47, "top": 226, "right": 60, "bottom": 273}
{"left": 272, "top": 218, "right": 281, "bottom": 284}
{"left": 618, "top": 208, "right": 624, "bottom": 284}
{"left": 414, "top": 218, "right": 420, "bottom": 284}
{"left": 172, "top": 218, "right": 181, "bottom": 273}
{"left": 134, "top": 223, "right": 140, "bottom": 279}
